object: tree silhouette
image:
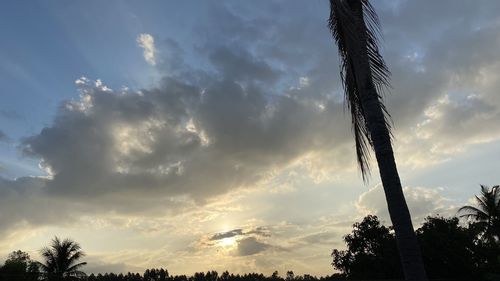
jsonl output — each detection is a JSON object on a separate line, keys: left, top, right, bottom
{"left": 331, "top": 215, "right": 402, "bottom": 279}
{"left": 327, "top": 1, "right": 427, "bottom": 280}
{"left": 458, "top": 185, "right": 500, "bottom": 242}
{"left": 333, "top": 214, "right": 500, "bottom": 280}
{"left": 37, "top": 237, "right": 87, "bottom": 281}
{"left": 416, "top": 216, "right": 478, "bottom": 279}
{"left": 0, "top": 250, "right": 39, "bottom": 281}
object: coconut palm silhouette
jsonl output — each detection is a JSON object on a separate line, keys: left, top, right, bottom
{"left": 459, "top": 185, "right": 500, "bottom": 242}
{"left": 37, "top": 237, "right": 87, "bottom": 281}
{"left": 327, "top": 0, "right": 427, "bottom": 280}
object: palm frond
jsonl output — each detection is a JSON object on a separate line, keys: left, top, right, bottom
{"left": 458, "top": 205, "right": 489, "bottom": 220}
{"left": 474, "top": 195, "right": 490, "bottom": 213}
{"left": 66, "top": 261, "right": 88, "bottom": 273}
{"left": 328, "top": 0, "right": 391, "bottom": 180}
{"left": 38, "top": 236, "right": 86, "bottom": 278}
{"left": 67, "top": 250, "right": 85, "bottom": 267}
{"left": 35, "top": 261, "right": 50, "bottom": 272}
{"left": 493, "top": 185, "right": 500, "bottom": 210}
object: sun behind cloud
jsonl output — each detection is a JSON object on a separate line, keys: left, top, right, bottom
{"left": 219, "top": 237, "right": 237, "bottom": 247}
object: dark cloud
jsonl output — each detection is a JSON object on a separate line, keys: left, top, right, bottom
{"left": 0, "top": 109, "right": 23, "bottom": 120}
{"left": 245, "top": 226, "right": 271, "bottom": 237}
{"left": 0, "top": 176, "right": 79, "bottom": 234}
{"left": 0, "top": 60, "right": 348, "bottom": 232}
{"left": 11, "top": 40, "right": 350, "bottom": 229}
{"left": 207, "top": 227, "right": 271, "bottom": 245}
{"left": 0, "top": 130, "right": 9, "bottom": 142}
{"left": 209, "top": 47, "right": 282, "bottom": 84}
{"left": 209, "top": 229, "right": 243, "bottom": 241}
{"left": 235, "top": 237, "right": 270, "bottom": 256}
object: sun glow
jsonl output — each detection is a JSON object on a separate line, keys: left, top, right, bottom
{"left": 219, "top": 237, "right": 237, "bottom": 247}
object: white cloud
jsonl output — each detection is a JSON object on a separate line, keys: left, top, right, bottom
{"left": 356, "top": 184, "right": 457, "bottom": 225}
{"left": 137, "top": 33, "right": 157, "bottom": 66}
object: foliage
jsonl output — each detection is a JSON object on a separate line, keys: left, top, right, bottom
{"left": 38, "top": 236, "right": 87, "bottom": 281}
{"left": 332, "top": 214, "right": 500, "bottom": 280}
{"left": 458, "top": 185, "right": 500, "bottom": 242}
{"left": 143, "top": 268, "right": 169, "bottom": 281}
{"left": 0, "top": 250, "right": 40, "bottom": 281}
{"left": 86, "top": 271, "right": 342, "bottom": 281}
{"left": 328, "top": 0, "right": 391, "bottom": 178}
{"left": 331, "top": 215, "right": 402, "bottom": 279}
{"left": 416, "top": 216, "right": 479, "bottom": 279}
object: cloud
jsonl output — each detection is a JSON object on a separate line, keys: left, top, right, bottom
{"left": 376, "top": 1, "right": 500, "bottom": 167}
{"left": 415, "top": 94, "right": 500, "bottom": 153}
{"left": 137, "top": 33, "right": 157, "bottom": 66}
{"left": 21, "top": 74, "right": 347, "bottom": 201}
{"left": 299, "top": 231, "right": 339, "bottom": 245}
{"left": 7, "top": 1, "right": 499, "bottom": 235}
{"left": 356, "top": 184, "right": 457, "bottom": 225}
{"left": 245, "top": 227, "right": 271, "bottom": 238}
{"left": 234, "top": 237, "right": 270, "bottom": 256}
{"left": 208, "top": 226, "right": 271, "bottom": 240}
{"left": 0, "top": 176, "right": 79, "bottom": 235}
{"left": 0, "top": 130, "right": 9, "bottom": 142}
{"left": 209, "top": 47, "right": 281, "bottom": 84}
{"left": 0, "top": 109, "right": 22, "bottom": 120}
{"left": 84, "top": 255, "right": 142, "bottom": 275}
{"left": 203, "top": 226, "right": 271, "bottom": 247}
{"left": 10, "top": 35, "right": 354, "bottom": 231}
{"left": 209, "top": 229, "right": 243, "bottom": 241}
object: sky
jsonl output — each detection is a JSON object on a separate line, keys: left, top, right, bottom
{"left": 1, "top": 0, "right": 500, "bottom": 276}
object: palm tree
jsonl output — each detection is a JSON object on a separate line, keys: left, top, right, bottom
{"left": 38, "top": 237, "right": 87, "bottom": 281}
{"left": 328, "top": 1, "right": 427, "bottom": 280}
{"left": 458, "top": 185, "right": 500, "bottom": 242}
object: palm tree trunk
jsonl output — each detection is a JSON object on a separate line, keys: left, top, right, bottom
{"left": 340, "top": 1, "right": 428, "bottom": 280}
{"left": 362, "top": 86, "right": 428, "bottom": 281}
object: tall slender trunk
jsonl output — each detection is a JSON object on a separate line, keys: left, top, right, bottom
{"left": 361, "top": 84, "right": 428, "bottom": 281}
{"left": 341, "top": 1, "right": 428, "bottom": 280}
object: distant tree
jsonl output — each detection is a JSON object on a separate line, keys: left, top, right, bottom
{"left": 331, "top": 215, "right": 403, "bottom": 279}
{"left": 458, "top": 185, "right": 500, "bottom": 242}
{"left": 220, "top": 271, "right": 231, "bottom": 281}
{"left": 302, "top": 274, "right": 316, "bottom": 281}
{"left": 192, "top": 271, "right": 205, "bottom": 281}
{"left": 207, "top": 271, "right": 219, "bottom": 281}
{"left": 0, "top": 250, "right": 39, "bottom": 281}
{"left": 38, "top": 237, "right": 87, "bottom": 281}
{"left": 77, "top": 270, "right": 346, "bottom": 281}
{"left": 146, "top": 268, "right": 169, "bottom": 281}
{"left": 159, "top": 268, "right": 168, "bottom": 281}
{"left": 271, "top": 271, "right": 280, "bottom": 281}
